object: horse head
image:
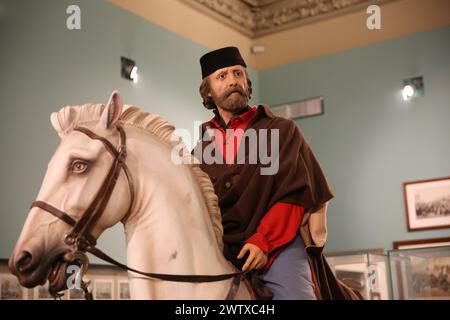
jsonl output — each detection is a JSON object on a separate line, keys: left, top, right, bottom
{"left": 9, "top": 91, "right": 133, "bottom": 295}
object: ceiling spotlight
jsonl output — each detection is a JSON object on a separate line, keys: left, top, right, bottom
{"left": 402, "top": 76, "right": 423, "bottom": 101}
{"left": 121, "top": 57, "right": 138, "bottom": 83}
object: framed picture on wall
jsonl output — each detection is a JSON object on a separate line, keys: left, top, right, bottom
{"left": 33, "top": 283, "right": 55, "bottom": 300}
{"left": 0, "top": 275, "right": 28, "bottom": 300}
{"left": 67, "top": 278, "right": 90, "bottom": 300}
{"left": 403, "top": 176, "right": 450, "bottom": 231}
{"left": 393, "top": 237, "right": 450, "bottom": 250}
{"left": 94, "top": 279, "right": 114, "bottom": 300}
{"left": 117, "top": 279, "right": 130, "bottom": 300}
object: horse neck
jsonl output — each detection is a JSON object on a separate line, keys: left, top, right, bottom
{"left": 122, "top": 126, "right": 233, "bottom": 278}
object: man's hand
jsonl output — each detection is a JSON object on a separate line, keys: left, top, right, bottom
{"left": 237, "top": 243, "right": 268, "bottom": 272}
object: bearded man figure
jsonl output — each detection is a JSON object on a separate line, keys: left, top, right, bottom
{"left": 192, "top": 46, "right": 362, "bottom": 300}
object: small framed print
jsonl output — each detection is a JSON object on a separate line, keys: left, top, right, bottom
{"left": 403, "top": 176, "right": 450, "bottom": 231}
{"left": 94, "top": 279, "right": 114, "bottom": 300}
{"left": 393, "top": 237, "right": 450, "bottom": 250}
{"left": 33, "top": 283, "right": 54, "bottom": 300}
{"left": 67, "top": 277, "right": 90, "bottom": 300}
{"left": 118, "top": 279, "right": 130, "bottom": 300}
{"left": 68, "top": 287, "right": 85, "bottom": 300}
{"left": 0, "top": 275, "right": 27, "bottom": 300}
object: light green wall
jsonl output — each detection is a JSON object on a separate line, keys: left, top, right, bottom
{"left": 0, "top": 0, "right": 259, "bottom": 262}
{"left": 259, "top": 26, "right": 450, "bottom": 253}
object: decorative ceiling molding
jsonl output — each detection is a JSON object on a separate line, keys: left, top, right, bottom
{"left": 180, "top": 0, "right": 395, "bottom": 38}
{"left": 109, "top": 0, "right": 450, "bottom": 69}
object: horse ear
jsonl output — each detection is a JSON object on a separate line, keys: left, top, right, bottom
{"left": 100, "top": 90, "right": 123, "bottom": 129}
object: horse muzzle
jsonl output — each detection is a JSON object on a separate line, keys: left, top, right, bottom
{"left": 9, "top": 246, "right": 72, "bottom": 289}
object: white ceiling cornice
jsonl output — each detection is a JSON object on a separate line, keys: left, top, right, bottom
{"left": 180, "top": 0, "right": 395, "bottom": 38}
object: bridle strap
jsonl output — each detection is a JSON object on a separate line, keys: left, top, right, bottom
{"left": 84, "top": 243, "right": 243, "bottom": 283}
{"left": 30, "top": 201, "right": 98, "bottom": 245}
{"left": 32, "top": 201, "right": 77, "bottom": 227}
{"left": 73, "top": 126, "right": 120, "bottom": 157}
{"left": 67, "top": 126, "right": 133, "bottom": 239}
{"left": 65, "top": 142, "right": 125, "bottom": 241}
{"left": 73, "top": 126, "right": 135, "bottom": 220}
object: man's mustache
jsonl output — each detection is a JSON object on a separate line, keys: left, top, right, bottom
{"left": 222, "top": 86, "right": 246, "bottom": 99}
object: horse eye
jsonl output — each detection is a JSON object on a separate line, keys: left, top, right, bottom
{"left": 71, "top": 160, "right": 88, "bottom": 173}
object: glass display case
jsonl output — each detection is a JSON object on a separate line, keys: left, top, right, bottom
{"left": 388, "top": 245, "right": 450, "bottom": 300}
{"left": 325, "top": 252, "right": 391, "bottom": 300}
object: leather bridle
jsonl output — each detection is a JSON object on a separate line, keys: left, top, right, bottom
{"left": 30, "top": 124, "right": 243, "bottom": 300}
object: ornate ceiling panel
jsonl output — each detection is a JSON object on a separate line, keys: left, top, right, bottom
{"left": 181, "top": 0, "right": 393, "bottom": 38}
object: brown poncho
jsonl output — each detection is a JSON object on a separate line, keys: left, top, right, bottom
{"left": 193, "top": 105, "right": 362, "bottom": 300}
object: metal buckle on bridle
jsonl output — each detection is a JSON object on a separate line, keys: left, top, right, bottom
{"left": 64, "top": 233, "right": 76, "bottom": 246}
{"left": 117, "top": 146, "right": 127, "bottom": 163}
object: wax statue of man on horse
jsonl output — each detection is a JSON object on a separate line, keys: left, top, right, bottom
{"left": 193, "top": 46, "right": 362, "bottom": 300}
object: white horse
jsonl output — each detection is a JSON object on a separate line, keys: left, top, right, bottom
{"left": 9, "top": 91, "right": 252, "bottom": 299}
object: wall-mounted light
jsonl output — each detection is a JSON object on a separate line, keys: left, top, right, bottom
{"left": 251, "top": 45, "right": 266, "bottom": 54}
{"left": 121, "top": 57, "right": 138, "bottom": 83}
{"left": 402, "top": 76, "right": 424, "bottom": 101}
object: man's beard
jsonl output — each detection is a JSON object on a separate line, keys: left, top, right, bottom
{"left": 213, "top": 85, "right": 249, "bottom": 113}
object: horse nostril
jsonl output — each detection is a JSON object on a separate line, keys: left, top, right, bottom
{"left": 16, "top": 251, "right": 33, "bottom": 273}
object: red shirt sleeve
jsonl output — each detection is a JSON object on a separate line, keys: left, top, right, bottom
{"left": 245, "top": 202, "right": 304, "bottom": 272}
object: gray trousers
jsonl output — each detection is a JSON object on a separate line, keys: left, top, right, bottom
{"left": 259, "top": 234, "right": 316, "bottom": 300}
